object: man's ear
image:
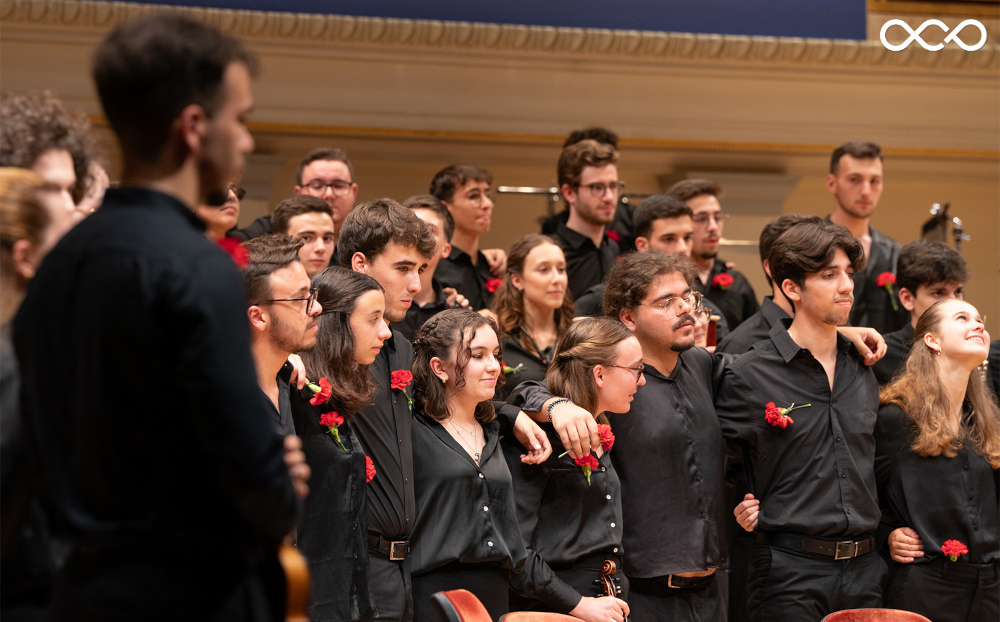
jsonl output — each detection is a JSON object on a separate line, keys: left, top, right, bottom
{"left": 825, "top": 173, "right": 837, "bottom": 195}
{"left": 441, "top": 242, "right": 452, "bottom": 260}
{"left": 560, "top": 183, "right": 576, "bottom": 207}
{"left": 176, "top": 103, "right": 208, "bottom": 155}
{"left": 248, "top": 305, "right": 268, "bottom": 333}
{"left": 780, "top": 278, "right": 802, "bottom": 305}
{"left": 898, "top": 287, "right": 916, "bottom": 313}
{"left": 634, "top": 236, "right": 649, "bottom": 253}
{"left": 351, "top": 251, "right": 369, "bottom": 275}
{"left": 619, "top": 306, "right": 639, "bottom": 333}
{"left": 762, "top": 259, "right": 771, "bottom": 280}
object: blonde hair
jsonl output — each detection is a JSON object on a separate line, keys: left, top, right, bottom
{"left": 0, "top": 167, "right": 53, "bottom": 280}
{"left": 881, "top": 300, "right": 1000, "bottom": 468}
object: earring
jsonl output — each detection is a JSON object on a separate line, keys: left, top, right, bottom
{"left": 20, "top": 266, "right": 34, "bottom": 279}
{"left": 440, "top": 376, "right": 447, "bottom": 384}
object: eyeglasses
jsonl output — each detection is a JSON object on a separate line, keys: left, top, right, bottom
{"left": 256, "top": 288, "right": 318, "bottom": 311}
{"left": 606, "top": 362, "right": 645, "bottom": 382}
{"left": 463, "top": 192, "right": 494, "bottom": 209}
{"left": 691, "top": 212, "right": 728, "bottom": 225}
{"left": 302, "top": 179, "right": 354, "bottom": 196}
{"left": 228, "top": 185, "right": 246, "bottom": 201}
{"left": 575, "top": 181, "right": 625, "bottom": 198}
{"left": 645, "top": 291, "right": 703, "bottom": 314}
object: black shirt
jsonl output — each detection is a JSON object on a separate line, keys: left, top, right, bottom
{"left": 502, "top": 419, "right": 623, "bottom": 612}
{"left": 714, "top": 318, "right": 881, "bottom": 539}
{"left": 290, "top": 389, "right": 375, "bottom": 622}
{"left": 496, "top": 328, "right": 552, "bottom": 401}
{"left": 261, "top": 362, "right": 295, "bottom": 436}
{"left": 550, "top": 222, "right": 619, "bottom": 300}
{"left": 13, "top": 187, "right": 296, "bottom": 550}
{"left": 990, "top": 340, "right": 1000, "bottom": 398}
{"left": 409, "top": 413, "right": 526, "bottom": 577}
{"left": 513, "top": 348, "right": 731, "bottom": 579}
{"left": 435, "top": 247, "right": 494, "bottom": 311}
{"left": 353, "top": 330, "right": 415, "bottom": 540}
{"left": 395, "top": 278, "right": 452, "bottom": 343}
{"left": 872, "top": 324, "right": 914, "bottom": 386}
{"left": 825, "top": 219, "right": 908, "bottom": 335}
{"left": 875, "top": 402, "right": 999, "bottom": 565}
{"left": 228, "top": 213, "right": 271, "bottom": 241}
{"left": 693, "top": 258, "right": 759, "bottom": 330}
{"left": 717, "top": 296, "right": 789, "bottom": 355}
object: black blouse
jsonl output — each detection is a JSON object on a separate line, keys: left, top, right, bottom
{"left": 502, "top": 420, "right": 624, "bottom": 612}
{"left": 496, "top": 329, "right": 552, "bottom": 401}
{"left": 290, "top": 389, "right": 374, "bottom": 622}
{"left": 409, "top": 413, "right": 526, "bottom": 578}
{"left": 875, "top": 402, "right": 999, "bottom": 565}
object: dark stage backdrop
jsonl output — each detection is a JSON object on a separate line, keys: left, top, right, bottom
{"left": 115, "top": 0, "right": 867, "bottom": 40}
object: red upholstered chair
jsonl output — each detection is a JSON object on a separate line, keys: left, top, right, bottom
{"left": 500, "top": 613, "right": 579, "bottom": 621}
{"left": 430, "top": 589, "right": 492, "bottom": 622}
{"left": 821, "top": 609, "right": 932, "bottom": 622}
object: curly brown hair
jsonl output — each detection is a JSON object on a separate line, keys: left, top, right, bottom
{"left": 881, "top": 299, "right": 1000, "bottom": 468}
{"left": 413, "top": 308, "right": 504, "bottom": 424}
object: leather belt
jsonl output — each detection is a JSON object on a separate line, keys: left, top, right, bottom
{"left": 754, "top": 531, "right": 874, "bottom": 560}
{"left": 666, "top": 572, "right": 716, "bottom": 589}
{"left": 368, "top": 532, "right": 409, "bottom": 561}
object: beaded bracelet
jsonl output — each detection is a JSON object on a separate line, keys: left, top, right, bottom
{"left": 546, "top": 397, "right": 572, "bottom": 422}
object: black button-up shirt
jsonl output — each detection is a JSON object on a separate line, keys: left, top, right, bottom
{"left": 353, "top": 330, "right": 415, "bottom": 540}
{"left": 871, "top": 324, "right": 914, "bottom": 386}
{"left": 717, "top": 296, "right": 789, "bottom": 355}
{"left": 290, "top": 389, "right": 374, "bottom": 621}
{"left": 503, "top": 418, "right": 624, "bottom": 612}
{"left": 875, "top": 402, "right": 999, "bottom": 565}
{"left": 13, "top": 187, "right": 296, "bottom": 550}
{"left": 550, "top": 222, "right": 619, "bottom": 300}
{"left": 714, "top": 318, "right": 881, "bottom": 539}
{"left": 409, "top": 413, "right": 526, "bottom": 577}
{"left": 435, "top": 247, "right": 494, "bottom": 311}
{"left": 693, "top": 258, "right": 759, "bottom": 330}
{"left": 496, "top": 329, "right": 551, "bottom": 402}
{"left": 826, "top": 219, "right": 908, "bottom": 335}
{"left": 395, "top": 278, "right": 451, "bottom": 343}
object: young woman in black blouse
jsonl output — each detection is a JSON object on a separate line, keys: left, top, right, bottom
{"left": 876, "top": 299, "right": 999, "bottom": 622}
{"left": 408, "top": 308, "right": 527, "bottom": 622}
{"left": 504, "top": 317, "right": 641, "bottom": 622}
{"left": 292, "top": 267, "right": 392, "bottom": 622}
{"left": 492, "top": 234, "right": 574, "bottom": 399}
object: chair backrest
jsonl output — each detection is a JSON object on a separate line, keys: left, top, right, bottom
{"left": 821, "top": 609, "right": 932, "bottom": 622}
{"left": 431, "top": 589, "right": 492, "bottom": 622}
{"left": 500, "top": 612, "right": 580, "bottom": 622}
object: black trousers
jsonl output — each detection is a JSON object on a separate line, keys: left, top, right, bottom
{"left": 362, "top": 553, "right": 412, "bottom": 622}
{"left": 411, "top": 563, "right": 508, "bottom": 622}
{"left": 747, "top": 544, "right": 886, "bottom": 622}
{"left": 510, "top": 554, "right": 630, "bottom": 613}
{"left": 626, "top": 573, "right": 726, "bottom": 622}
{"left": 885, "top": 558, "right": 999, "bottom": 622}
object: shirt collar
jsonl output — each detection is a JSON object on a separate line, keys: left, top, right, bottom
{"left": 760, "top": 296, "right": 791, "bottom": 327}
{"left": 555, "top": 221, "right": 598, "bottom": 250}
{"left": 769, "top": 317, "right": 853, "bottom": 364}
{"left": 102, "top": 186, "right": 206, "bottom": 232}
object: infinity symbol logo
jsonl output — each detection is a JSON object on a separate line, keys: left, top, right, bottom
{"left": 880, "top": 19, "right": 988, "bottom": 51}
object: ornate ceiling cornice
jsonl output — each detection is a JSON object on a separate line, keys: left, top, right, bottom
{"left": 2, "top": 0, "right": 997, "bottom": 72}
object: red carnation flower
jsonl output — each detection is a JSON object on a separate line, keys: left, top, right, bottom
{"left": 485, "top": 278, "right": 502, "bottom": 293}
{"left": 764, "top": 401, "right": 811, "bottom": 429}
{"left": 876, "top": 272, "right": 900, "bottom": 311}
{"left": 307, "top": 377, "right": 333, "bottom": 406}
{"left": 390, "top": 370, "right": 413, "bottom": 391}
{"left": 217, "top": 237, "right": 248, "bottom": 268}
{"left": 942, "top": 539, "right": 968, "bottom": 562}
{"left": 365, "top": 455, "right": 376, "bottom": 483}
{"left": 712, "top": 273, "right": 735, "bottom": 290}
{"left": 606, "top": 229, "right": 621, "bottom": 242}
{"left": 598, "top": 424, "right": 615, "bottom": 452}
{"left": 319, "top": 410, "right": 347, "bottom": 451}
{"left": 574, "top": 454, "right": 600, "bottom": 485}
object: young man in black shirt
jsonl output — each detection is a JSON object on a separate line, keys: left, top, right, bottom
{"left": 871, "top": 240, "right": 966, "bottom": 385}
{"left": 271, "top": 195, "right": 337, "bottom": 280}
{"left": 718, "top": 221, "right": 886, "bottom": 621}
{"left": 14, "top": 14, "right": 306, "bottom": 619}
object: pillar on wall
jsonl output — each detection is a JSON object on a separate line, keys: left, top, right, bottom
{"left": 238, "top": 153, "right": 289, "bottom": 226}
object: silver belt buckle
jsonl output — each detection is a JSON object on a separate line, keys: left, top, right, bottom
{"left": 389, "top": 540, "right": 408, "bottom": 561}
{"left": 834, "top": 540, "right": 858, "bottom": 560}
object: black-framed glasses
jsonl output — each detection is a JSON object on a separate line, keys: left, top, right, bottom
{"left": 691, "top": 212, "right": 728, "bottom": 225}
{"left": 228, "top": 185, "right": 246, "bottom": 201}
{"left": 645, "top": 291, "right": 703, "bottom": 315}
{"left": 575, "top": 181, "right": 625, "bottom": 197}
{"left": 302, "top": 179, "right": 354, "bottom": 196}
{"left": 256, "top": 288, "right": 318, "bottom": 310}
{"left": 606, "top": 361, "right": 645, "bottom": 382}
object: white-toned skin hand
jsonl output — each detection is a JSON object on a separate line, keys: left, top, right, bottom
{"left": 482, "top": 248, "right": 508, "bottom": 277}
{"left": 888, "top": 526, "right": 924, "bottom": 563}
{"left": 569, "top": 595, "right": 630, "bottom": 622}
{"left": 546, "top": 399, "right": 601, "bottom": 459}
{"left": 286, "top": 353, "right": 308, "bottom": 389}
{"left": 734, "top": 493, "right": 760, "bottom": 532}
{"left": 442, "top": 287, "right": 470, "bottom": 309}
{"left": 283, "top": 434, "right": 311, "bottom": 499}
{"left": 837, "top": 326, "right": 887, "bottom": 366}
{"left": 512, "top": 413, "right": 552, "bottom": 464}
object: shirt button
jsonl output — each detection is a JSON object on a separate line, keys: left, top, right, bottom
{"left": 963, "top": 465, "right": 970, "bottom": 471}
{"left": 701, "top": 512, "right": 707, "bottom": 519}
{"left": 836, "top": 436, "right": 842, "bottom": 442}
{"left": 842, "top": 473, "right": 847, "bottom": 478}
{"left": 487, "top": 541, "right": 494, "bottom": 547}
{"left": 968, "top": 495, "right": 974, "bottom": 501}
{"left": 613, "top": 547, "right": 619, "bottom": 553}
{"left": 483, "top": 506, "right": 489, "bottom": 512}
{"left": 479, "top": 473, "right": 485, "bottom": 479}
{"left": 610, "top": 522, "right": 616, "bottom": 528}
{"left": 847, "top": 509, "right": 852, "bottom": 515}
{"left": 606, "top": 495, "right": 612, "bottom": 500}
{"left": 601, "top": 467, "right": 606, "bottom": 472}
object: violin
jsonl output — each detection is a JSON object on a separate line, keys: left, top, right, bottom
{"left": 280, "top": 537, "right": 310, "bottom": 622}
{"left": 599, "top": 559, "right": 627, "bottom": 621}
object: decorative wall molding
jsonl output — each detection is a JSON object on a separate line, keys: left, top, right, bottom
{"left": 2, "top": 0, "right": 997, "bottom": 72}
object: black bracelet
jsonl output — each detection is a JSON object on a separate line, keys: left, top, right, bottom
{"left": 546, "top": 397, "right": 572, "bottom": 423}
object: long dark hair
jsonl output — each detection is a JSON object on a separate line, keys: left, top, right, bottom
{"left": 413, "top": 308, "right": 503, "bottom": 424}
{"left": 299, "top": 266, "right": 384, "bottom": 418}
{"left": 881, "top": 300, "right": 1000, "bottom": 468}
{"left": 493, "top": 234, "right": 575, "bottom": 356}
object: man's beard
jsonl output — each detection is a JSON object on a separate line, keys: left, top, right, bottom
{"left": 670, "top": 313, "right": 697, "bottom": 352}
{"left": 270, "top": 311, "right": 315, "bottom": 354}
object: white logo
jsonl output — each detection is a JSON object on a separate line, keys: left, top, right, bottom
{"left": 880, "top": 19, "right": 988, "bottom": 52}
